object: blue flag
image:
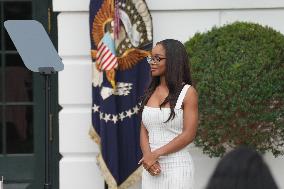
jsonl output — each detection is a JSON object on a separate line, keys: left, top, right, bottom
{"left": 89, "top": 0, "right": 153, "bottom": 188}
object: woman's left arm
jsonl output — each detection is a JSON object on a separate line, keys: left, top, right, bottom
{"left": 153, "top": 87, "right": 198, "bottom": 157}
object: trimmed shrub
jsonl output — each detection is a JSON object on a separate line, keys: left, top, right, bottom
{"left": 185, "top": 22, "right": 284, "bottom": 157}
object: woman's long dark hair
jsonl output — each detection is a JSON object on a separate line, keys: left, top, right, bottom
{"left": 139, "top": 39, "right": 192, "bottom": 122}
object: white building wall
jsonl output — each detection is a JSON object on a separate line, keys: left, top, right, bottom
{"left": 54, "top": 0, "right": 284, "bottom": 189}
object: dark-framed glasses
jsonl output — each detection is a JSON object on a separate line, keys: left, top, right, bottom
{"left": 146, "top": 55, "right": 166, "bottom": 64}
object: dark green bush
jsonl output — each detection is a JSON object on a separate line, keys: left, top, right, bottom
{"left": 185, "top": 22, "right": 284, "bottom": 157}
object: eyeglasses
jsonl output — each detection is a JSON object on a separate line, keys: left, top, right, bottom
{"left": 146, "top": 55, "right": 166, "bottom": 64}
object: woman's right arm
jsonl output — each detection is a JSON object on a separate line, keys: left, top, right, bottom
{"left": 140, "top": 122, "right": 161, "bottom": 176}
{"left": 140, "top": 122, "right": 151, "bottom": 155}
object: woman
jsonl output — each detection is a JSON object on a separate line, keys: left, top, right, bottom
{"left": 139, "top": 39, "right": 198, "bottom": 189}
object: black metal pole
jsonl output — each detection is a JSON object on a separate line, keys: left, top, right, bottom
{"left": 44, "top": 73, "right": 52, "bottom": 189}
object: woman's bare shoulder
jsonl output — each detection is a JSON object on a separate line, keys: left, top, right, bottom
{"left": 184, "top": 86, "right": 198, "bottom": 105}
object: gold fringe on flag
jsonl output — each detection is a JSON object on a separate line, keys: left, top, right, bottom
{"left": 89, "top": 127, "right": 143, "bottom": 189}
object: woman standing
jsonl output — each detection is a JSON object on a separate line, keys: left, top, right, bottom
{"left": 139, "top": 39, "right": 198, "bottom": 189}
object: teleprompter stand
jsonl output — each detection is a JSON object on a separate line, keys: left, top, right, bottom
{"left": 4, "top": 20, "right": 64, "bottom": 189}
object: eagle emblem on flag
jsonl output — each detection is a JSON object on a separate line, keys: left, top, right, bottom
{"left": 91, "top": 0, "right": 152, "bottom": 88}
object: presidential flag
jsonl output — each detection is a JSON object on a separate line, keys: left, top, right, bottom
{"left": 89, "top": 0, "right": 153, "bottom": 188}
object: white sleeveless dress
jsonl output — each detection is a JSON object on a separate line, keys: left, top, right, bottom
{"left": 141, "top": 84, "right": 194, "bottom": 189}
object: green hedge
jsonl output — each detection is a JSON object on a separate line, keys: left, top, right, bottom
{"left": 185, "top": 22, "right": 284, "bottom": 157}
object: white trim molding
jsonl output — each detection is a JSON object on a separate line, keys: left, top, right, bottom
{"left": 53, "top": 0, "right": 284, "bottom": 12}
